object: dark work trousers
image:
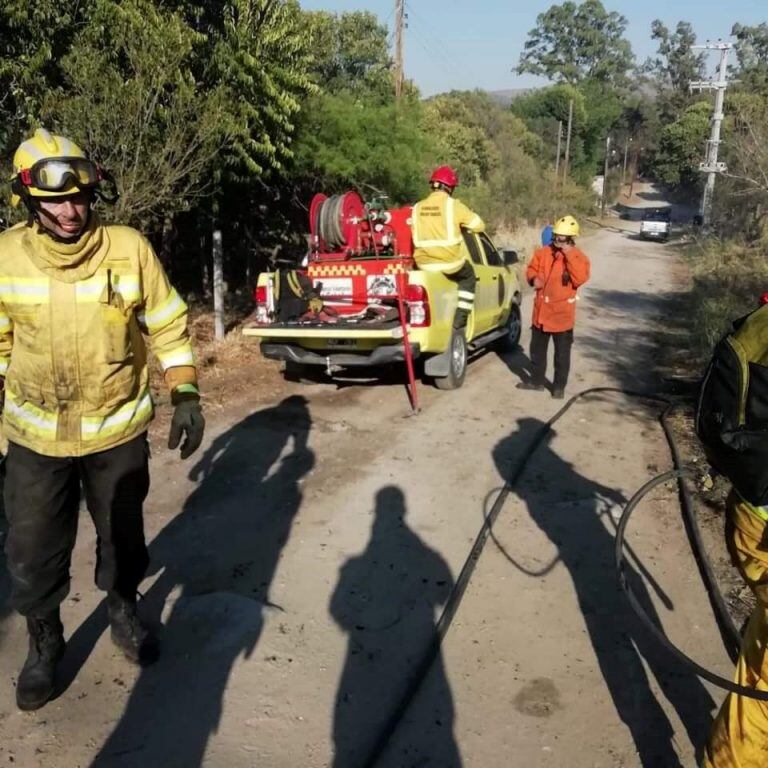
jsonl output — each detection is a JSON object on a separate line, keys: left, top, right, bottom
{"left": 4, "top": 433, "right": 150, "bottom": 616}
{"left": 448, "top": 261, "right": 477, "bottom": 329}
{"left": 530, "top": 326, "right": 574, "bottom": 390}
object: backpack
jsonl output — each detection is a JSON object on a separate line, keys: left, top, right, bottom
{"left": 274, "top": 269, "right": 322, "bottom": 321}
{"left": 695, "top": 303, "right": 768, "bottom": 504}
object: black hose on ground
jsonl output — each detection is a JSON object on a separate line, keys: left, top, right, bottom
{"left": 359, "top": 386, "right": 763, "bottom": 768}
{"left": 615, "top": 469, "right": 768, "bottom": 700}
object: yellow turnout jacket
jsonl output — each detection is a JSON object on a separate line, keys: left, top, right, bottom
{"left": 411, "top": 190, "right": 484, "bottom": 273}
{"left": 0, "top": 216, "right": 197, "bottom": 457}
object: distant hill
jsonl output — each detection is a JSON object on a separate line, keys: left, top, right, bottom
{"left": 487, "top": 88, "right": 536, "bottom": 107}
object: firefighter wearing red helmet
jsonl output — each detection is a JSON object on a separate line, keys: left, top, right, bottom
{"left": 411, "top": 166, "right": 485, "bottom": 329}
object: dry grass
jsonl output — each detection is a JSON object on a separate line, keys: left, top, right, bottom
{"left": 683, "top": 237, "right": 768, "bottom": 362}
{"left": 494, "top": 223, "right": 543, "bottom": 260}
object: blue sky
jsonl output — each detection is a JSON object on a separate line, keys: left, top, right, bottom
{"left": 298, "top": 0, "right": 766, "bottom": 96}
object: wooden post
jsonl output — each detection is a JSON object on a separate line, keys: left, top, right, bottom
{"left": 212, "top": 227, "right": 225, "bottom": 341}
{"left": 563, "top": 99, "right": 574, "bottom": 183}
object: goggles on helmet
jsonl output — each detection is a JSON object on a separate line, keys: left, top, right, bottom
{"left": 18, "top": 157, "right": 101, "bottom": 193}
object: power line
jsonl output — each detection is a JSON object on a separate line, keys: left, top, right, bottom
{"left": 403, "top": 2, "right": 466, "bottom": 84}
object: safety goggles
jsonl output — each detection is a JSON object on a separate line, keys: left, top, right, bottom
{"left": 18, "top": 157, "right": 101, "bottom": 192}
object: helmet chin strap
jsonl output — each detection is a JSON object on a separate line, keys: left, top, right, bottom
{"left": 31, "top": 198, "right": 92, "bottom": 243}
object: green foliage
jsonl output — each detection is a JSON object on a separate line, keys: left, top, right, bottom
{"left": 423, "top": 92, "right": 500, "bottom": 185}
{"left": 0, "top": 0, "right": 603, "bottom": 295}
{"left": 650, "top": 101, "right": 710, "bottom": 191}
{"left": 292, "top": 93, "right": 428, "bottom": 203}
{"left": 0, "top": 0, "right": 91, "bottom": 138}
{"left": 210, "top": 0, "right": 316, "bottom": 177}
{"left": 512, "top": 81, "right": 619, "bottom": 183}
{"left": 713, "top": 93, "right": 768, "bottom": 240}
{"left": 685, "top": 238, "right": 768, "bottom": 361}
{"left": 425, "top": 90, "right": 590, "bottom": 227}
{"left": 304, "top": 11, "right": 393, "bottom": 102}
{"left": 517, "top": 0, "right": 633, "bottom": 86}
{"left": 644, "top": 20, "right": 705, "bottom": 118}
{"left": 287, "top": 11, "right": 424, "bottom": 204}
{"left": 42, "top": 0, "right": 225, "bottom": 226}
{"left": 731, "top": 22, "right": 768, "bottom": 92}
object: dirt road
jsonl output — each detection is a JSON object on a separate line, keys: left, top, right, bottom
{"left": 0, "top": 219, "right": 730, "bottom": 767}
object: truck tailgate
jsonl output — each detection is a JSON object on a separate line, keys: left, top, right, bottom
{"left": 243, "top": 323, "right": 405, "bottom": 340}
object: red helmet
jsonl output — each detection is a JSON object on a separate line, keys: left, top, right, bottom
{"left": 430, "top": 165, "right": 458, "bottom": 188}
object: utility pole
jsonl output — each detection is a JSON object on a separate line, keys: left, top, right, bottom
{"left": 622, "top": 137, "right": 631, "bottom": 186}
{"left": 563, "top": 99, "right": 574, "bottom": 183}
{"left": 690, "top": 42, "right": 731, "bottom": 229}
{"left": 554, "top": 120, "right": 563, "bottom": 182}
{"left": 394, "top": 0, "right": 405, "bottom": 103}
{"left": 601, "top": 135, "right": 612, "bottom": 218}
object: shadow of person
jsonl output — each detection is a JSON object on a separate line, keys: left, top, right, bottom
{"left": 494, "top": 418, "right": 715, "bottom": 767}
{"left": 330, "top": 486, "right": 462, "bottom": 768}
{"left": 85, "top": 395, "right": 313, "bottom": 768}
{"left": 495, "top": 345, "right": 534, "bottom": 386}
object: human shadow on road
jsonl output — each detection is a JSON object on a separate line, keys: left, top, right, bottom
{"left": 494, "top": 418, "right": 715, "bottom": 767}
{"left": 83, "top": 395, "right": 313, "bottom": 768}
{"left": 577, "top": 286, "right": 693, "bottom": 395}
{"left": 330, "top": 486, "right": 462, "bottom": 768}
{"left": 495, "top": 344, "right": 534, "bottom": 386}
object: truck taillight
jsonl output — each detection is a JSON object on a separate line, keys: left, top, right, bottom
{"left": 406, "top": 284, "right": 430, "bottom": 327}
{"left": 253, "top": 285, "right": 269, "bottom": 324}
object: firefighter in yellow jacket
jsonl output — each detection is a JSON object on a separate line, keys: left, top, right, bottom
{"left": 704, "top": 491, "right": 768, "bottom": 768}
{"left": 411, "top": 166, "right": 484, "bottom": 329}
{"left": 1, "top": 129, "right": 205, "bottom": 711}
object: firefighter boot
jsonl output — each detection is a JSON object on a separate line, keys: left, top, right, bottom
{"left": 16, "top": 611, "right": 65, "bottom": 711}
{"left": 107, "top": 592, "right": 159, "bottom": 665}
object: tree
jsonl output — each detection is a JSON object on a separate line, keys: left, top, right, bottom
{"left": 712, "top": 93, "right": 768, "bottom": 239}
{"left": 292, "top": 94, "right": 428, "bottom": 204}
{"left": 643, "top": 20, "right": 705, "bottom": 118}
{"left": 0, "top": 1, "right": 93, "bottom": 162}
{"left": 651, "top": 101, "right": 710, "bottom": 190}
{"left": 211, "top": 0, "right": 315, "bottom": 178}
{"left": 517, "top": 0, "right": 634, "bottom": 86}
{"left": 42, "top": 0, "right": 228, "bottom": 227}
{"left": 731, "top": 22, "right": 768, "bottom": 92}
{"left": 304, "top": 11, "right": 393, "bottom": 102}
{"left": 423, "top": 93, "right": 499, "bottom": 185}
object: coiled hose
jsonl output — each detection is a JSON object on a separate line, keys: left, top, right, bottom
{"left": 359, "top": 386, "right": 768, "bottom": 768}
{"left": 317, "top": 195, "right": 346, "bottom": 249}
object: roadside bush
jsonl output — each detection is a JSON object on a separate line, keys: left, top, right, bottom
{"left": 685, "top": 238, "right": 768, "bottom": 360}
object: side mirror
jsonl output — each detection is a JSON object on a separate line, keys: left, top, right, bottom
{"left": 503, "top": 250, "right": 519, "bottom": 266}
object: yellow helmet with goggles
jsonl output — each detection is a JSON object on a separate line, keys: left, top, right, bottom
{"left": 10, "top": 129, "right": 102, "bottom": 208}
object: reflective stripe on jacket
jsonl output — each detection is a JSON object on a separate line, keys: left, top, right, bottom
{"left": 0, "top": 218, "right": 196, "bottom": 457}
{"left": 411, "top": 190, "right": 484, "bottom": 273}
{"left": 526, "top": 245, "right": 590, "bottom": 333}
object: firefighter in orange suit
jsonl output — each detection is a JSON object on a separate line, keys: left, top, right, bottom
{"left": 2, "top": 129, "right": 205, "bottom": 711}
{"left": 411, "top": 166, "right": 485, "bottom": 330}
{"left": 517, "top": 215, "right": 590, "bottom": 399}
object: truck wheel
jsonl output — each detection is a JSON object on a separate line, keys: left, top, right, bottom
{"left": 434, "top": 329, "right": 468, "bottom": 390}
{"left": 501, "top": 303, "right": 522, "bottom": 350}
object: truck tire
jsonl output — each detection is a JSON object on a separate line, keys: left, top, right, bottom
{"left": 500, "top": 303, "right": 522, "bottom": 351}
{"left": 434, "top": 329, "right": 468, "bottom": 390}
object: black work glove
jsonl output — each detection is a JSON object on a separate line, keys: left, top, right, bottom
{"left": 168, "top": 396, "right": 205, "bottom": 460}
